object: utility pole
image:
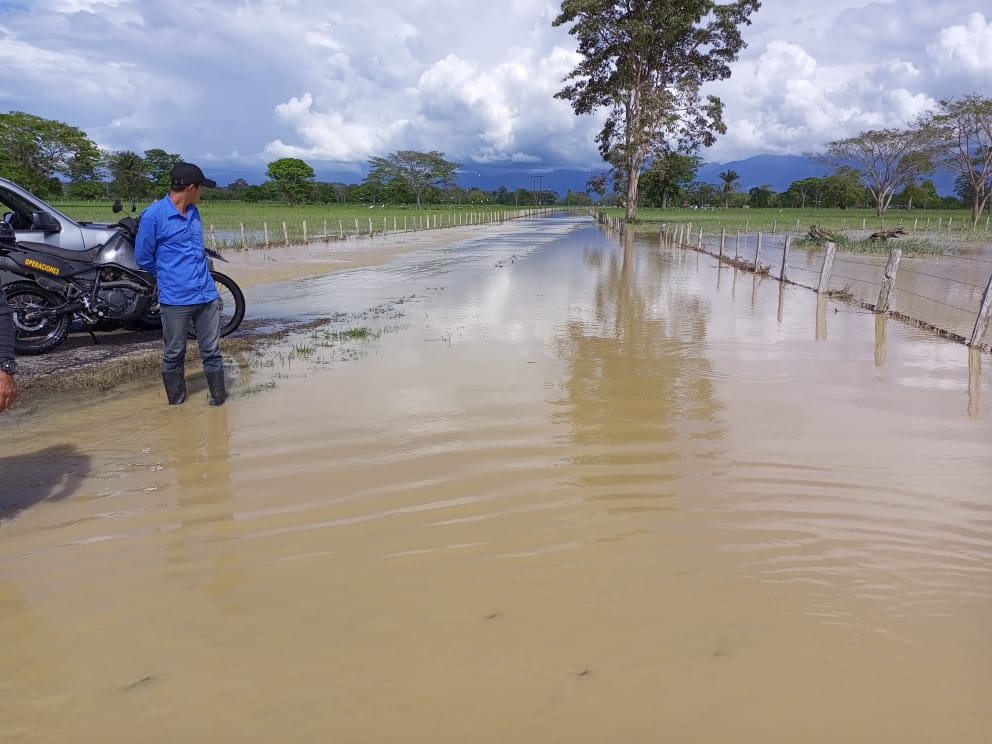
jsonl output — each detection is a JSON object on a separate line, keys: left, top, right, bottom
{"left": 532, "top": 175, "right": 543, "bottom": 206}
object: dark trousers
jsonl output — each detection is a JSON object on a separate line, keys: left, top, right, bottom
{"left": 160, "top": 300, "right": 223, "bottom": 373}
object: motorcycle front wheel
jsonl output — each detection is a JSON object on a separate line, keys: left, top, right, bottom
{"left": 188, "top": 271, "right": 246, "bottom": 339}
{"left": 4, "top": 281, "right": 71, "bottom": 355}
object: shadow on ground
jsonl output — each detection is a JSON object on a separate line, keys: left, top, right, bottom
{"left": 0, "top": 444, "right": 92, "bottom": 522}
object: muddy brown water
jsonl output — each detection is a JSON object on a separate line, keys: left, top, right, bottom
{"left": 2, "top": 215, "right": 991, "bottom": 743}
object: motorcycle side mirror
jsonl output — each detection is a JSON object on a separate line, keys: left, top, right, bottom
{"left": 112, "top": 200, "right": 123, "bottom": 213}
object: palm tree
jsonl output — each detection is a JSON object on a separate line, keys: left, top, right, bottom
{"left": 719, "top": 169, "right": 740, "bottom": 208}
{"left": 106, "top": 150, "right": 150, "bottom": 201}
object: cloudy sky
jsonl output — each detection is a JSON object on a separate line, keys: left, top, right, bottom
{"left": 1, "top": 0, "right": 990, "bottom": 188}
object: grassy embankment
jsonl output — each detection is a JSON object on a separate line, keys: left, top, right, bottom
{"left": 599, "top": 206, "right": 990, "bottom": 256}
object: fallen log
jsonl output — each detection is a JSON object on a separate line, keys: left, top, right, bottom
{"left": 868, "top": 227, "right": 907, "bottom": 241}
{"left": 807, "top": 225, "right": 835, "bottom": 242}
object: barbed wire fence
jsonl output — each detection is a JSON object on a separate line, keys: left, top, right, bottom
{"left": 596, "top": 212, "right": 992, "bottom": 354}
{"left": 706, "top": 224, "right": 989, "bottom": 352}
{"left": 203, "top": 208, "right": 556, "bottom": 250}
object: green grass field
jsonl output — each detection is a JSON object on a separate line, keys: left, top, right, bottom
{"left": 49, "top": 199, "right": 546, "bottom": 248}
{"left": 47, "top": 198, "right": 990, "bottom": 254}
{"left": 602, "top": 206, "right": 987, "bottom": 235}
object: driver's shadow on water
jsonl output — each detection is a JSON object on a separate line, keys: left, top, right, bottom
{"left": 0, "top": 444, "right": 91, "bottom": 521}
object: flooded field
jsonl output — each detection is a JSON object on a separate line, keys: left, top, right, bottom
{"left": 2, "top": 214, "right": 990, "bottom": 743}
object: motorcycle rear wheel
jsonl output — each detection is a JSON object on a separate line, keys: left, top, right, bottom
{"left": 188, "top": 271, "right": 245, "bottom": 339}
{"left": 4, "top": 281, "right": 71, "bottom": 355}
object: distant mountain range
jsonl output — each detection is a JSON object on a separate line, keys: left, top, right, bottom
{"left": 206, "top": 153, "right": 957, "bottom": 198}
{"left": 695, "top": 154, "right": 956, "bottom": 196}
{"left": 696, "top": 154, "right": 828, "bottom": 193}
{"left": 460, "top": 153, "right": 958, "bottom": 198}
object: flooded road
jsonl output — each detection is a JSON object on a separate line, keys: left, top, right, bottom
{"left": 2, "top": 214, "right": 991, "bottom": 743}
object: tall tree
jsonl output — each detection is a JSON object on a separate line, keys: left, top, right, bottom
{"left": 821, "top": 166, "right": 864, "bottom": 209}
{"left": 553, "top": 0, "right": 761, "bottom": 223}
{"left": 106, "top": 150, "right": 150, "bottom": 201}
{"left": 366, "top": 151, "right": 459, "bottom": 209}
{"left": 748, "top": 185, "right": 774, "bottom": 208}
{"left": 0, "top": 111, "right": 101, "bottom": 195}
{"left": 784, "top": 177, "right": 824, "bottom": 209}
{"left": 586, "top": 172, "right": 611, "bottom": 201}
{"left": 648, "top": 152, "right": 700, "bottom": 208}
{"left": 918, "top": 94, "right": 992, "bottom": 226}
{"left": 718, "top": 169, "right": 739, "bottom": 207}
{"left": 899, "top": 178, "right": 939, "bottom": 211}
{"left": 143, "top": 148, "right": 183, "bottom": 193}
{"left": 266, "top": 157, "right": 315, "bottom": 205}
{"left": 817, "top": 129, "right": 935, "bottom": 217}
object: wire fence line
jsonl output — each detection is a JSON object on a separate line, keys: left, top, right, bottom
{"left": 203, "top": 207, "right": 557, "bottom": 250}
{"left": 612, "top": 216, "right": 992, "bottom": 354}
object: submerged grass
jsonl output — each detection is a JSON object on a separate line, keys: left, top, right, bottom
{"left": 793, "top": 235, "right": 946, "bottom": 256}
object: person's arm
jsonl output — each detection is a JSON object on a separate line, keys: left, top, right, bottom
{"left": 0, "top": 289, "right": 17, "bottom": 413}
{"left": 134, "top": 210, "right": 158, "bottom": 273}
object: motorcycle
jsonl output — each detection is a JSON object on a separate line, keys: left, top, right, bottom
{"left": 0, "top": 216, "right": 245, "bottom": 355}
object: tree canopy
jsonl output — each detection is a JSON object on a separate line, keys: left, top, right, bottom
{"left": 553, "top": 0, "right": 760, "bottom": 222}
{"left": 918, "top": 94, "right": 992, "bottom": 225}
{"left": 266, "top": 157, "right": 316, "bottom": 205}
{"left": 366, "top": 151, "right": 460, "bottom": 208}
{"left": 143, "top": 148, "right": 183, "bottom": 193}
{"left": 106, "top": 150, "right": 150, "bottom": 201}
{"left": 0, "top": 111, "right": 101, "bottom": 196}
{"left": 817, "top": 129, "right": 935, "bottom": 217}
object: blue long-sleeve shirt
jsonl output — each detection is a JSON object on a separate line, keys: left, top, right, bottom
{"left": 134, "top": 194, "right": 218, "bottom": 306}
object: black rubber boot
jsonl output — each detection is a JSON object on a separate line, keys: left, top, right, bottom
{"left": 205, "top": 369, "right": 227, "bottom": 406}
{"left": 161, "top": 370, "right": 186, "bottom": 405}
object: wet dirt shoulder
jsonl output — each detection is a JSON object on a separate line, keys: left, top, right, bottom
{"left": 14, "top": 317, "right": 335, "bottom": 396}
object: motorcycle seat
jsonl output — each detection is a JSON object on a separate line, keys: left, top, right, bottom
{"left": 14, "top": 240, "right": 103, "bottom": 262}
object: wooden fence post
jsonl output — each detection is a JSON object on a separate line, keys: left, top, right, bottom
{"left": 697, "top": 226, "right": 703, "bottom": 250}
{"left": 719, "top": 228, "right": 725, "bottom": 262}
{"left": 874, "top": 247, "right": 902, "bottom": 313}
{"left": 968, "top": 272, "right": 992, "bottom": 347}
{"left": 282, "top": 221, "right": 289, "bottom": 246}
{"left": 240, "top": 223, "right": 246, "bottom": 250}
{"left": 263, "top": 222, "right": 269, "bottom": 247}
{"left": 753, "top": 232, "right": 762, "bottom": 271}
{"left": 817, "top": 242, "right": 837, "bottom": 293}
{"left": 302, "top": 220, "right": 308, "bottom": 244}
{"left": 969, "top": 349, "right": 982, "bottom": 417}
{"left": 779, "top": 234, "right": 791, "bottom": 282}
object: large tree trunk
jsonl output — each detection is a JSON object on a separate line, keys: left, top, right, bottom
{"left": 972, "top": 192, "right": 991, "bottom": 226}
{"left": 624, "top": 150, "right": 644, "bottom": 223}
{"left": 625, "top": 174, "right": 640, "bottom": 222}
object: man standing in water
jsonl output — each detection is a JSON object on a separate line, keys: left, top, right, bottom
{"left": 136, "top": 162, "right": 226, "bottom": 406}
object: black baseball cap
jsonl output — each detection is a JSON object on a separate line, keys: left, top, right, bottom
{"left": 170, "top": 162, "right": 217, "bottom": 189}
